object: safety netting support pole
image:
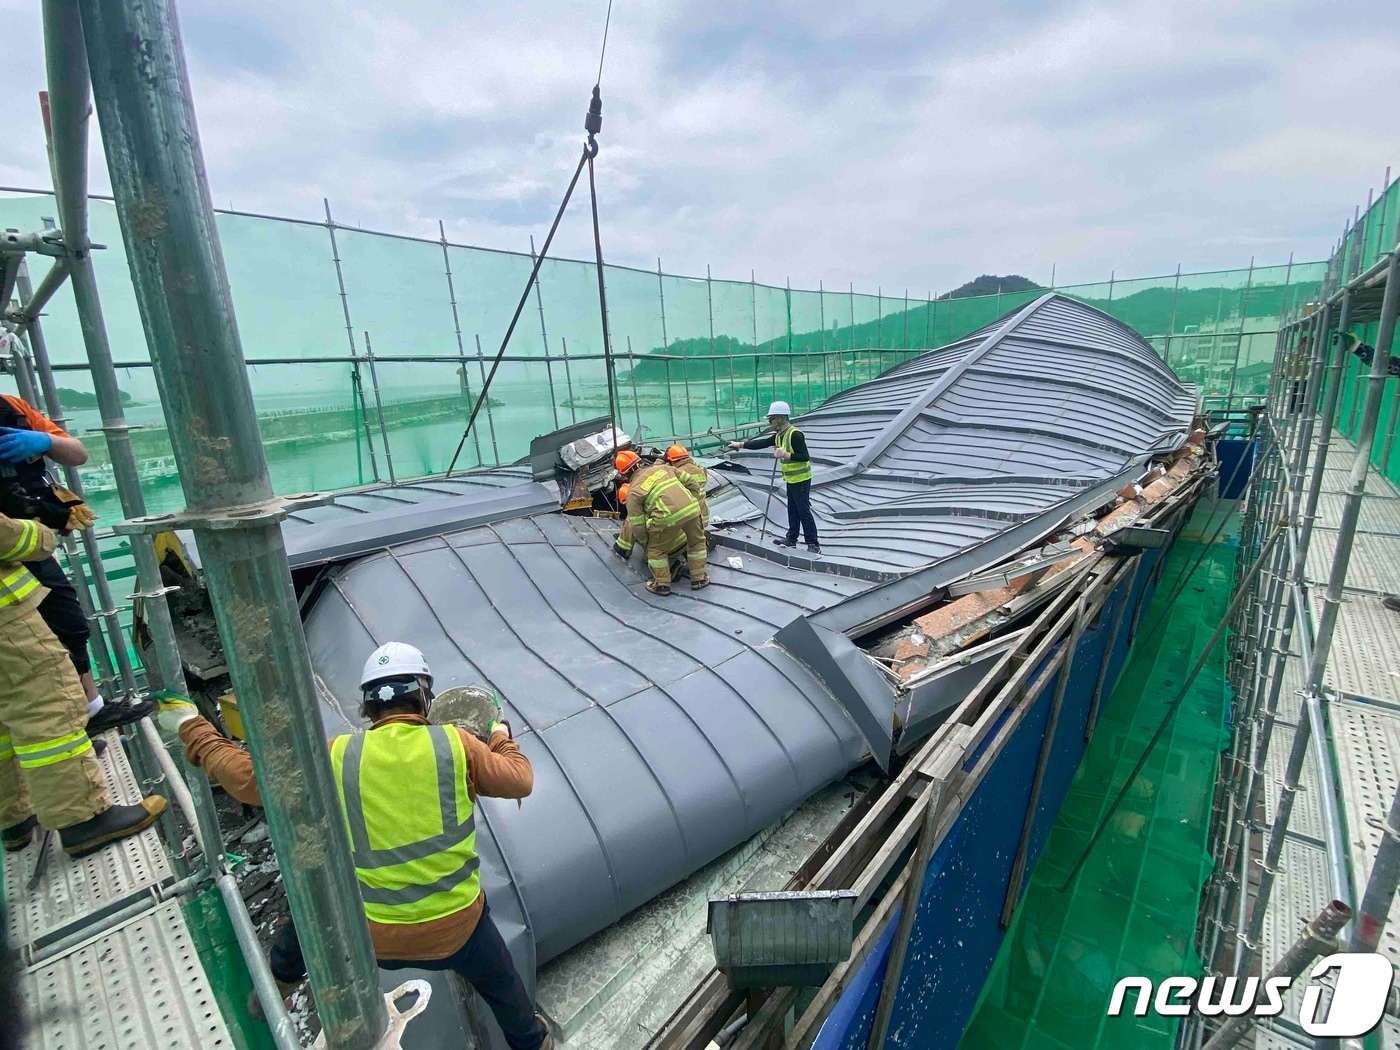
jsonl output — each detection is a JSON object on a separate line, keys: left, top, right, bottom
{"left": 72, "top": 0, "right": 389, "bottom": 1047}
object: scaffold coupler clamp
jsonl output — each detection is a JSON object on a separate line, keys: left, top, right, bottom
{"left": 110, "top": 491, "right": 333, "bottom": 535}
{"left": 312, "top": 979, "right": 432, "bottom": 1050}
{"left": 1365, "top": 812, "right": 1400, "bottom": 844}
{"left": 585, "top": 85, "right": 602, "bottom": 157}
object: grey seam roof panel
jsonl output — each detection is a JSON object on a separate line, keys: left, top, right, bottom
{"left": 303, "top": 292, "right": 1195, "bottom": 983}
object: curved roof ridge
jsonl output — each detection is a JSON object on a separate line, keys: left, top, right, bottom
{"left": 849, "top": 293, "right": 1058, "bottom": 471}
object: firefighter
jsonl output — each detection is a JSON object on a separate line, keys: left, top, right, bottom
{"left": 159, "top": 642, "right": 551, "bottom": 1050}
{"left": 665, "top": 444, "right": 708, "bottom": 528}
{"left": 612, "top": 450, "right": 708, "bottom": 595}
{"left": 0, "top": 394, "right": 149, "bottom": 733}
{"left": 0, "top": 511, "right": 167, "bottom": 857}
{"left": 729, "top": 401, "right": 820, "bottom": 553}
{"left": 614, "top": 480, "right": 633, "bottom": 553}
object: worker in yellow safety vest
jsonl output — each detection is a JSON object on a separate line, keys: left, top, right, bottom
{"left": 0, "top": 511, "right": 167, "bottom": 858}
{"left": 665, "top": 444, "right": 709, "bottom": 528}
{"left": 158, "top": 642, "right": 552, "bottom": 1050}
{"left": 729, "top": 401, "right": 820, "bottom": 553}
{"left": 612, "top": 449, "right": 708, "bottom": 595}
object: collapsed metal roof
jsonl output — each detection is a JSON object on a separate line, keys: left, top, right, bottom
{"left": 300, "top": 293, "right": 1196, "bottom": 983}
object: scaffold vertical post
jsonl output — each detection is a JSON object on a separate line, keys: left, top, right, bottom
{"left": 440, "top": 219, "right": 483, "bottom": 469}
{"left": 1343, "top": 247, "right": 1400, "bottom": 959}
{"left": 73, "top": 0, "right": 390, "bottom": 1045}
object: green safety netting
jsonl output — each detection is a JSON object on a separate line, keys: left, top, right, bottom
{"left": 961, "top": 511, "right": 1238, "bottom": 1050}
{"left": 0, "top": 192, "right": 1324, "bottom": 526}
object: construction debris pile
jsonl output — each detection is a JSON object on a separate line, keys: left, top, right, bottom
{"left": 885, "top": 426, "right": 1209, "bottom": 683}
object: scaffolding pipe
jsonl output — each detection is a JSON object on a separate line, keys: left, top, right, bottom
{"left": 1296, "top": 292, "right": 1353, "bottom": 560}
{"left": 439, "top": 219, "right": 483, "bottom": 468}
{"left": 217, "top": 872, "right": 302, "bottom": 1050}
{"left": 1236, "top": 251, "right": 1397, "bottom": 978}
{"left": 362, "top": 330, "right": 396, "bottom": 484}
{"left": 15, "top": 259, "right": 122, "bottom": 697}
{"left": 1203, "top": 900, "right": 1351, "bottom": 1050}
{"left": 1227, "top": 310, "right": 1343, "bottom": 932}
{"left": 42, "top": 0, "right": 186, "bottom": 704}
{"left": 1341, "top": 258, "right": 1400, "bottom": 962}
{"left": 1309, "top": 248, "right": 1398, "bottom": 692}
{"left": 74, "top": 1, "right": 389, "bottom": 1047}
{"left": 44, "top": 0, "right": 230, "bottom": 882}
{"left": 17, "top": 255, "right": 70, "bottom": 319}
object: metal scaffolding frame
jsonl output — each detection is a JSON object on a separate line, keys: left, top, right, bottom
{"left": 1189, "top": 188, "right": 1400, "bottom": 1048}
{"left": 0, "top": 0, "right": 393, "bottom": 1046}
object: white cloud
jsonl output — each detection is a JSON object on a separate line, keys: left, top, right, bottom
{"left": 0, "top": 0, "right": 1394, "bottom": 294}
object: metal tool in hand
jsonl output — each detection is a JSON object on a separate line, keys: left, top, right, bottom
{"left": 757, "top": 454, "right": 780, "bottom": 545}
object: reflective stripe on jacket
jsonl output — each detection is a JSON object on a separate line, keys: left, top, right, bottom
{"left": 672, "top": 459, "right": 708, "bottom": 523}
{"left": 627, "top": 463, "right": 700, "bottom": 530}
{"left": 0, "top": 513, "right": 55, "bottom": 613}
{"left": 329, "top": 722, "right": 482, "bottom": 925}
{"left": 777, "top": 426, "right": 812, "bottom": 484}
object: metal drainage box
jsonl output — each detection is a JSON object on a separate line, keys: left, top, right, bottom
{"left": 707, "top": 890, "right": 857, "bottom": 989}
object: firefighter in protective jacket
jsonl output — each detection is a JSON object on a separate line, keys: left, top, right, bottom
{"left": 612, "top": 450, "right": 708, "bottom": 595}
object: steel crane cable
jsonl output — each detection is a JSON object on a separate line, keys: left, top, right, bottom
{"left": 445, "top": 0, "right": 618, "bottom": 477}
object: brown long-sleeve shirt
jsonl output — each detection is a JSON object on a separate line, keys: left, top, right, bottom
{"left": 179, "top": 712, "right": 533, "bottom": 961}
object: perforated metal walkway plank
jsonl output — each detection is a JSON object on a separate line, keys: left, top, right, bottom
{"left": 1305, "top": 528, "right": 1400, "bottom": 595}
{"left": 3, "top": 729, "right": 173, "bottom": 952}
{"left": 2, "top": 727, "right": 232, "bottom": 1048}
{"left": 20, "top": 900, "right": 233, "bottom": 1050}
{"left": 1282, "top": 430, "right": 1400, "bottom": 1049}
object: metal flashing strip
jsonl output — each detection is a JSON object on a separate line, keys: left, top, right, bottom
{"left": 19, "top": 900, "right": 232, "bottom": 1050}
{"left": 4, "top": 729, "right": 172, "bottom": 951}
{"left": 773, "top": 617, "right": 895, "bottom": 771}
{"left": 851, "top": 296, "right": 1049, "bottom": 471}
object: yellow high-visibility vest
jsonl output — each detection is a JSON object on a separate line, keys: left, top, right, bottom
{"left": 329, "top": 722, "right": 481, "bottom": 925}
{"left": 777, "top": 427, "right": 812, "bottom": 484}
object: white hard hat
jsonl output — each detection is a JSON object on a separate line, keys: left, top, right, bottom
{"left": 766, "top": 401, "right": 791, "bottom": 417}
{"left": 360, "top": 641, "right": 433, "bottom": 689}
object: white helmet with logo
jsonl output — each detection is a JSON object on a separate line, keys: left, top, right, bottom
{"left": 360, "top": 641, "right": 433, "bottom": 690}
{"left": 766, "top": 400, "right": 791, "bottom": 417}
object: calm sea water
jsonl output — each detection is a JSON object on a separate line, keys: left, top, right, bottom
{"left": 69, "top": 374, "right": 755, "bottom": 522}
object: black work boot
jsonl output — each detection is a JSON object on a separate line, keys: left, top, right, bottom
{"left": 2, "top": 815, "right": 36, "bottom": 852}
{"left": 772, "top": 538, "right": 796, "bottom": 548}
{"left": 86, "top": 697, "right": 156, "bottom": 735}
{"left": 645, "top": 580, "right": 671, "bottom": 596}
{"left": 60, "top": 796, "right": 168, "bottom": 858}
{"left": 1382, "top": 594, "right": 1400, "bottom": 613}
{"left": 691, "top": 578, "right": 711, "bottom": 591}
{"left": 807, "top": 543, "right": 822, "bottom": 554}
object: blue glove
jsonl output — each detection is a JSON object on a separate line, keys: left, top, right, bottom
{"left": 0, "top": 428, "right": 52, "bottom": 463}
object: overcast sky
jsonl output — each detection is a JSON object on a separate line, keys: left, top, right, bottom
{"left": 1, "top": 0, "right": 1396, "bottom": 292}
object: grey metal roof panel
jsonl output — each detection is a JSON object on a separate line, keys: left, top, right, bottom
{"left": 302, "top": 292, "right": 1195, "bottom": 982}
{"left": 283, "top": 468, "right": 537, "bottom": 525}
{"left": 714, "top": 294, "right": 1195, "bottom": 581}
{"left": 304, "top": 513, "right": 870, "bottom": 967}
